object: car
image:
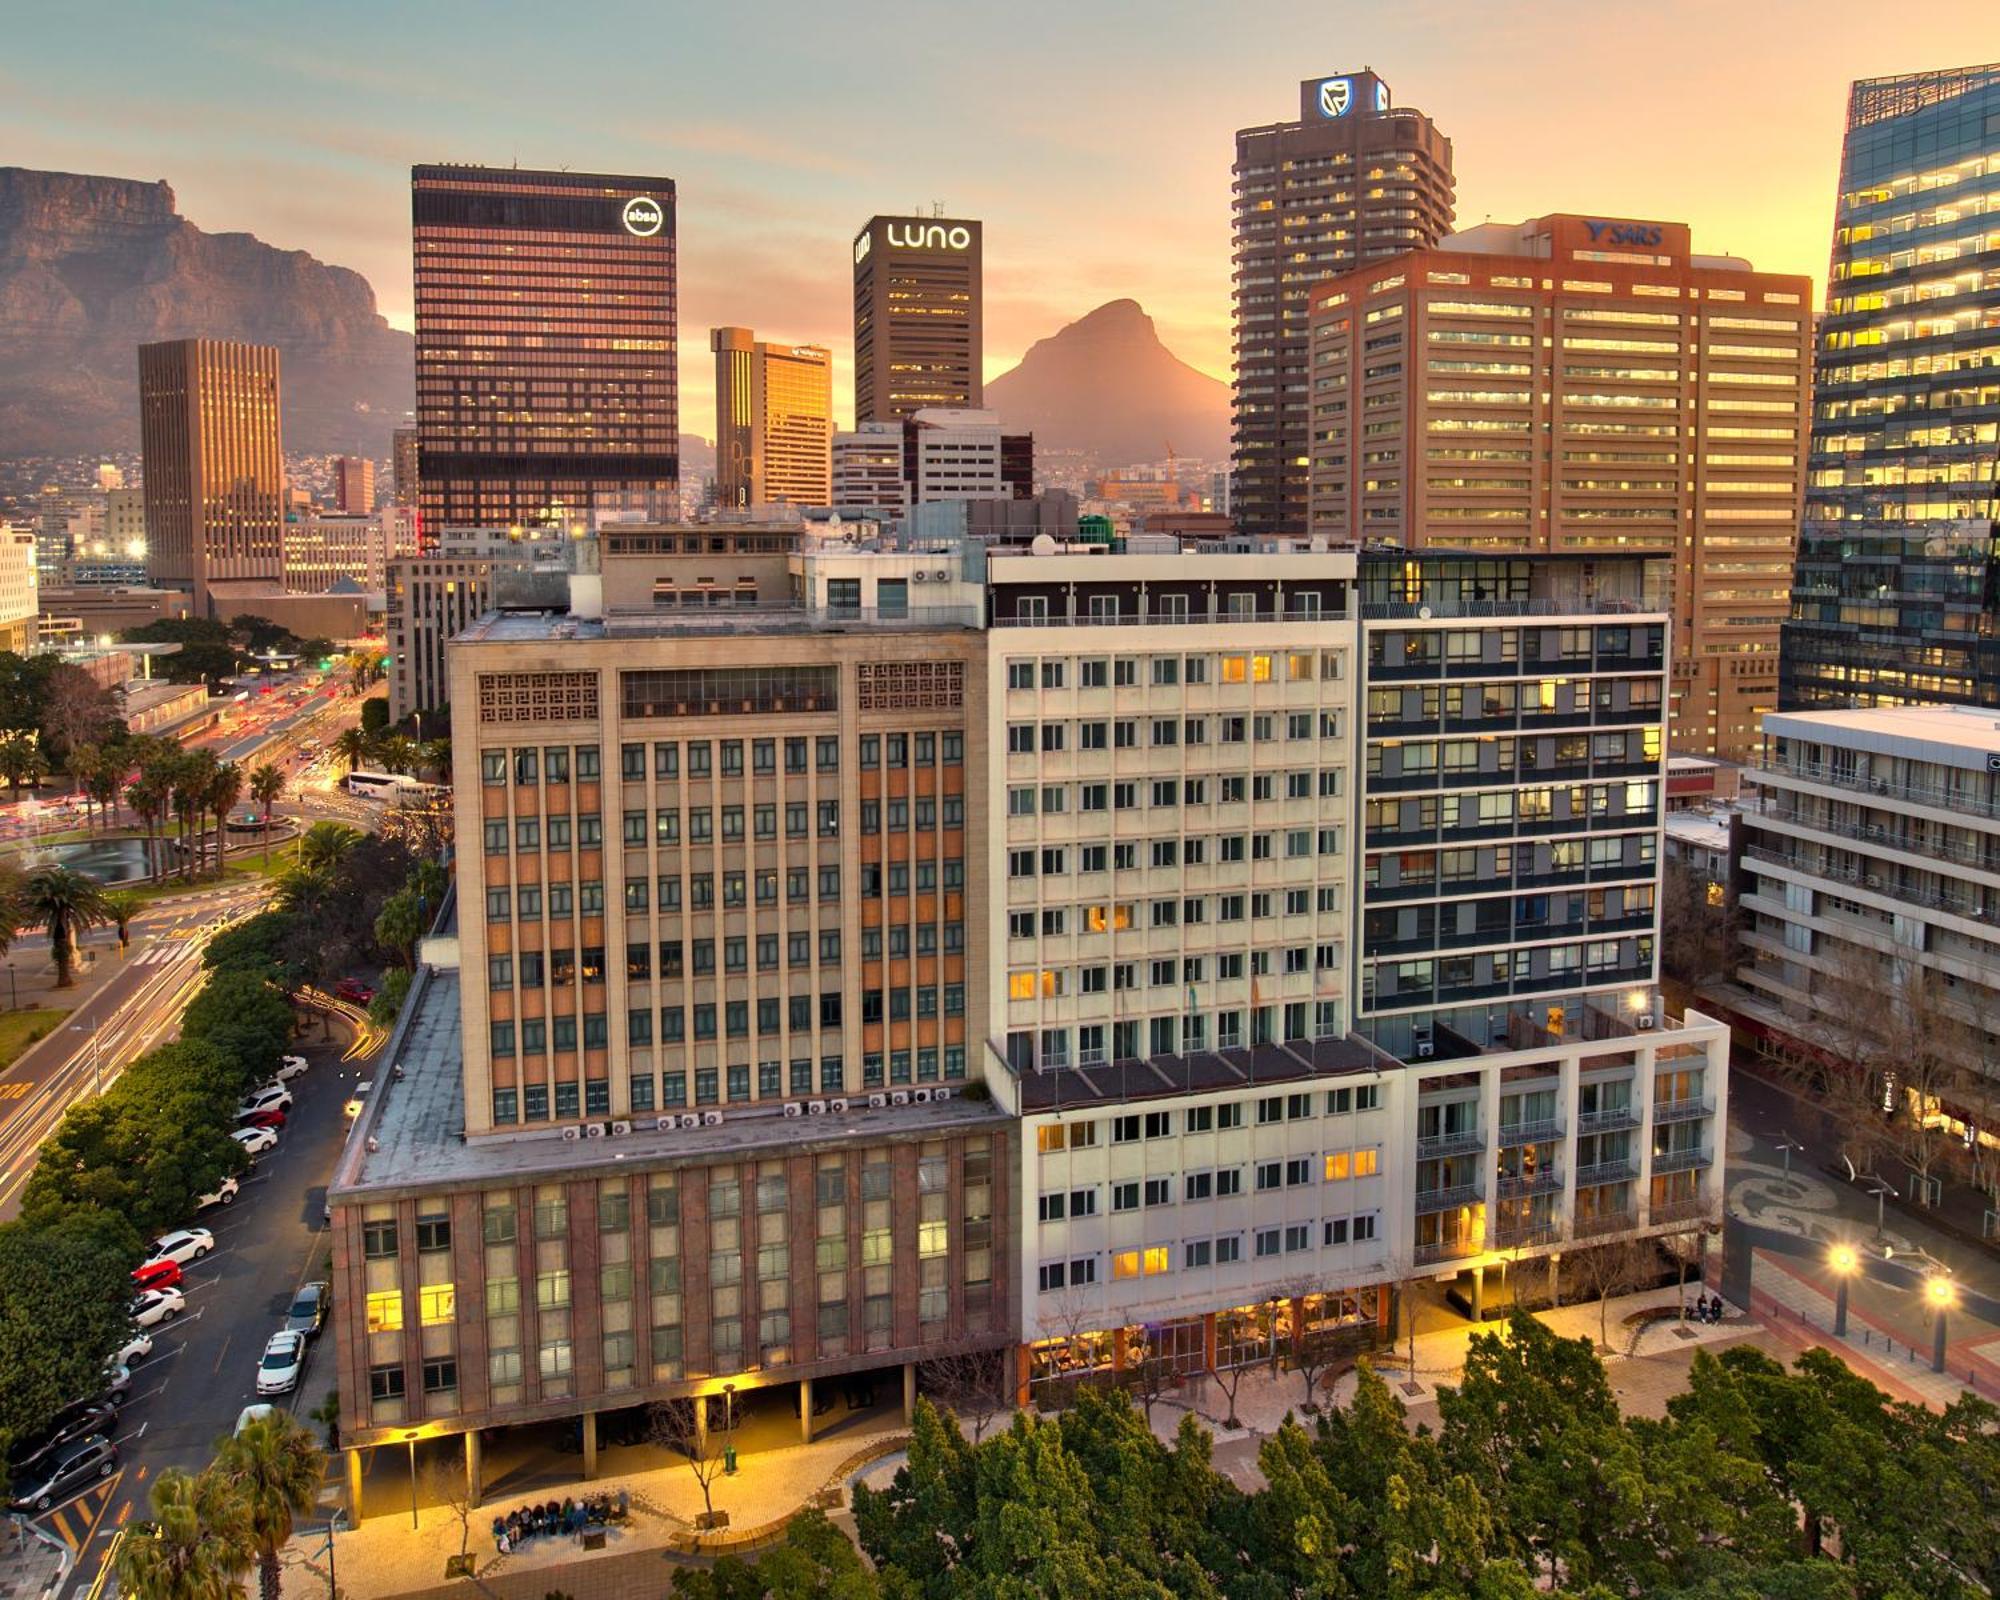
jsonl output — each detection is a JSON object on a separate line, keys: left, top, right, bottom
{"left": 238, "top": 1108, "right": 287, "bottom": 1131}
{"left": 100, "top": 1363, "right": 132, "bottom": 1402}
{"left": 343, "top": 1082, "right": 372, "bottom": 1121}
{"left": 234, "top": 1404, "right": 278, "bottom": 1436}
{"left": 284, "top": 1282, "right": 329, "bottom": 1339}
{"left": 144, "top": 1228, "right": 215, "bottom": 1267}
{"left": 131, "top": 1258, "right": 181, "bottom": 1292}
{"left": 273, "top": 1055, "right": 309, "bottom": 1081}
{"left": 129, "top": 1288, "right": 184, "bottom": 1327}
{"left": 236, "top": 1085, "right": 293, "bottom": 1117}
{"left": 110, "top": 1330, "right": 153, "bottom": 1368}
{"left": 8, "top": 1436, "right": 117, "bottom": 1513}
{"left": 334, "top": 978, "right": 375, "bottom": 1004}
{"left": 5, "top": 1400, "right": 120, "bottom": 1479}
{"left": 231, "top": 1125, "right": 278, "bottom": 1156}
{"left": 255, "top": 1331, "right": 306, "bottom": 1395}
{"left": 194, "top": 1175, "right": 240, "bottom": 1210}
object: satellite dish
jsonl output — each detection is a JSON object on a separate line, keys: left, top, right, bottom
{"left": 1417, "top": 605, "right": 1433, "bottom": 620}
{"left": 1030, "top": 533, "right": 1057, "bottom": 556}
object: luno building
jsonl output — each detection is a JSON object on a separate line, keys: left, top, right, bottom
{"left": 853, "top": 215, "right": 982, "bottom": 424}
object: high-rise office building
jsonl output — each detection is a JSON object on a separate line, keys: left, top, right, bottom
{"left": 831, "top": 422, "right": 911, "bottom": 515}
{"left": 138, "top": 338, "right": 285, "bottom": 617}
{"left": 1232, "top": 72, "right": 1454, "bottom": 536}
{"left": 392, "top": 423, "right": 420, "bottom": 511}
{"left": 1782, "top": 63, "right": 2000, "bottom": 711}
{"left": 1307, "top": 216, "right": 1811, "bottom": 761}
{"left": 412, "top": 166, "right": 679, "bottom": 533}
{"left": 333, "top": 455, "right": 376, "bottom": 514}
{"left": 853, "top": 215, "right": 982, "bottom": 423}
{"left": 710, "top": 328, "right": 834, "bottom": 508}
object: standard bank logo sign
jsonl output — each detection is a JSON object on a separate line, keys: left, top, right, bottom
{"left": 1318, "top": 77, "right": 1353, "bottom": 118}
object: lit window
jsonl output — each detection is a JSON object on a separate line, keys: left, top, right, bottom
{"left": 365, "top": 1290, "right": 403, "bottom": 1333}
{"left": 1009, "top": 972, "right": 1035, "bottom": 1000}
{"left": 1142, "top": 1246, "right": 1170, "bottom": 1276}
{"left": 1325, "top": 1151, "right": 1351, "bottom": 1181}
{"left": 1112, "top": 1249, "right": 1142, "bottom": 1280}
{"left": 419, "top": 1284, "right": 456, "bottom": 1326}
{"left": 1355, "top": 1148, "right": 1379, "bottom": 1177}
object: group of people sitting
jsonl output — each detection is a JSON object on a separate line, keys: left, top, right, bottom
{"left": 492, "top": 1490, "right": 630, "bottom": 1553}
{"left": 1691, "top": 1292, "right": 1728, "bottom": 1325}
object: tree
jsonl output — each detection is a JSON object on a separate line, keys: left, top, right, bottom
{"left": 298, "top": 820, "right": 363, "bottom": 875}
{"left": 0, "top": 730, "right": 47, "bottom": 793}
{"left": 126, "top": 766, "right": 173, "bottom": 883}
{"left": 418, "top": 737, "right": 452, "bottom": 784}
{"left": 359, "top": 697, "right": 390, "bottom": 737}
{"left": 24, "top": 865, "right": 110, "bottom": 987}
{"left": 649, "top": 1398, "right": 731, "bottom": 1525}
{"left": 0, "top": 1214, "right": 134, "bottom": 1477}
{"left": 40, "top": 663, "right": 122, "bottom": 769}
{"left": 670, "top": 1510, "right": 879, "bottom": 1600}
{"left": 373, "top": 885, "right": 426, "bottom": 969}
{"left": 366, "top": 967, "right": 412, "bottom": 1027}
{"left": 104, "top": 889, "right": 144, "bottom": 954}
{"left": 204, "top": 911, "right": 308, "bottom": 992}
{"left": 247, "top": 763, "right": 285, "bottom": 868}
{"left": 120, "top": 620, "right": 242, "bottom": 690}
{"left": 181, "top": 970, "right": 295, "bottom": 1084}
{"left": 1661, "top": 857, "right": 1736, "bottom": 987}
{"left": 83, "top": 745, "right": 123, "bottom": 830}
{"left": 919, "top": 1348, "right": 1015, "bottom": 1443}
{"left": 0, "top": 862, "right": 24, "bottom": 959}
{"left": 418, "top": 1460, "right": 476, "bottom": 1572}
{"left": 1564, "top": 1236, "right": 1659, "bottom": 1353}
{"left": 213, "top": 1413, "right": 327, "bottom": 1600}
{"left": 115, "top": 1466, "right": 254, "bottom": 1600}
{"left": 171, "top": 750, "right": 218, "bottom": 881}
{"left": 332, "top": 726, "right": 368, "bottom": 774}
{"left": 206, "top": 760, "right": 244, "bottom": 880}
{"left": 1202, "top": 1349, "right": 1251, "bottom": 1432}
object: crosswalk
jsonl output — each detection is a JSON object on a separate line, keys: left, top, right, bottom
{"left": 133, "top": 944, "right": 184, "bottom": 966}
{"left": 42, "top": 1479, "right": 115, "bottom": 1553}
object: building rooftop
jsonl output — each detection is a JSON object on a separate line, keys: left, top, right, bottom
{"left": 332, "top": 963, "right": 1010, "bottom": 1203}
{"left": 1009, "top": 1036, "right": 1391, "bottom": 1115}
{"left": 1765, "top": 704, "right": 2000, "bottom": 765}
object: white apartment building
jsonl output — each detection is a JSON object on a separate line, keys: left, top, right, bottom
{"left": 831, "top": 422, "right": 910, "bottom": 515}
{"left": 909, "top": 409, "right": 1010, "bottom": 505}
{"left": 0, "top": 527, "right": 38, "bottom": 652}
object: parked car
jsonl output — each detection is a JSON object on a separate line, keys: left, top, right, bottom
{"left": 233, "top": 1404, "right": 278, "bottom": 1436}
{"left": 272, "top": 1055, "right": 309, "bottom": 1081}
{"left": 343, "top": 1082, "right": 372, "bottom": 1122}
{"left": 238, "top": 1108, "right": 287, "bottom": 1131}
{"left": 130, "top": 1258, "right": 181, "bottom": 1292}
{"left": 284, "top": 1282, "right": 329, "bottom": 1339}
{"left": 8, "top": 1436, "right": 117, "bottom": 1513}
{"left": 110, "top": 1330, "right": 153, "bottom": 1368}
{"left": 194, "top": 1175, "right": 240, "bottom": 1210}
{"left": 230, "top": 1125, "right": 278, "bottom": 1157}
{"left": 236, "top": 1085, "right": 293, "bottom": 1118}
{"left": 334, "top": 978, "right": 375, "bottom": 1004}
{"left": 5, "top": 1399, "right": 120, "bottom": 1480}
{"left": 100, "top": 1363, "right": 132, "bottom": 1402}
{"left": 129, "top": 1287, "right": 184, "bottom": 1327}
{"left": 255, "top": 1331, "right": 306, "bottom": 1395}
{"left": 144, "top": 1228, "right": 215, "bottom": 1267}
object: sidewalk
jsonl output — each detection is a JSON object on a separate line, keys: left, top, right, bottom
{"left": 0, "top": 1519, "right": 66, "bottom": 1600}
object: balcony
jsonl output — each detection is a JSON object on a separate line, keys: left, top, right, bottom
{"left": 1744, "top": 844, "right": 1999, "bottom": 925}
{"left": 1575, "top": 1158, "right": 1638, "bottom": 1188}
{"left": 1652, "top": 1096, "right": 1714, "bottom": 1125}
{"left": 1414, "top": 1235, "right": 1481, "bottom": 1265}
{"left": 1496, "top": 1168, "right": 1564, "bottom": 1199}
{"left": 1648, "top": 1196, "right": 1714, "bottom": 1227}
{"left": 1761, "top": 806, "right": 2000, "bottom": 874}
{"left": 1414, "top": 1181, "right": 1486, "bottom": 1216}
{"left": 1492, "top": 1221, "right": 1562, "bottom": 1250}
{"left": 1571, "top": 1207, "right": 1638, "bottom": 1238}
{"left": 1650, "top": 1147, "right": 1713, "bottom": 1175}
{"left": 1415, "top": 1128, "right": 1487, "bottom": 1160}
{"left": 1760, "top": 756, "right": 2000, "bottom": 825}
{"left": 1497, "top": 1118, "right": 1564, "bottom": 1148}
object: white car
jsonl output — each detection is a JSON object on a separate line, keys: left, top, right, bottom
{"left": 230, "top": 1125, "right": 278, "bottom": 1157}
{"left": 130, "top": 1288, "right": 185, "bottom": 1327}
{"left": 194, "top": 1175, "right": 240, "bottom": 1210}
{"left": 272, "top": 1056, "right": 309, "bottom": 1081}
{"left": 236, "top": 1085, "right": 293, "bottom": 1118}
{"left": 110, "top": 1330, "right": 153, "bottom": 1368}
{"left": 144, "top": 1228, "right": 215, "bottom": 1267}
{"left": 255, "top": 1331, "right": 306, "bottom": 1395}
{"left": 234, "top": 1403, "right": 278, "bottom": 1436}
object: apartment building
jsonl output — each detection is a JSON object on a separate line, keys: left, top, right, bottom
{"left": 1735, "top": 704, "right": 2000, "bottom": 1096}
{"left": 832, "top": 422, "right": 910, "bottom": 516}
{"left": 1307, "top": 216, "right": 1811, "bottom": 762}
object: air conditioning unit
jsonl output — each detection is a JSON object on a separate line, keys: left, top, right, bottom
{"left": 701, "top": 1111, "right": 724, "bottom": 1127}
{"left": 931, "top": 570, "right": 948, "bottom": 584}
{"left": 1636, "top": 1014, "right": 1657, "bottom": 1030}
{"left": 891, "top": 1090, "right": 911, "bottom": 1106}
{"left": 913, "top": 1088, "right": 934, "bottom": 1104}
{"left": 934, "top": 1086, "right": 953, "bottom": 1101}
{"left": 655, "top": 1116, "right": 677, "bottom": 1133}
{"left": 782, "top": 1102, "right": 804, "bottom": 1119}
{"left": 1413, "top": 1042, "right": 1436, "bottom": 1060}
{"left": 807, "top": 1099, "right": 828, "bottom": 1116}
{"left": 868, "top": 1092, "right": 888, "bottom": 1109}
{"left": 561, "top": 1125, "right": 582, "bottom": 1142}
{"left": 912, "top": 569, "right": 930, "bottom": 583}
{"left": 830, "top": 1098, "right": 849, "bottom": 1113}
{"left": 584, "top": 1122, "right": 607, "bottom": 1139}
{"left": 680, "top": 1113, "right": 704, "bottom": 1131}
{"left": 610, "top": 1120, "right": 632, "bottom": 1136}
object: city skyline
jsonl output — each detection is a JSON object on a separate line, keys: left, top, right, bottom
{"left": 5, "top": 0, "right": 1992, "bottom": 438}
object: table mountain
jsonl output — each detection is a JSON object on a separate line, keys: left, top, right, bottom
{"left": 0, "top": 166, "right": 413, "bottom": 457}
{"left": 985, "top": 299, "right": 1228, "bottom": 466}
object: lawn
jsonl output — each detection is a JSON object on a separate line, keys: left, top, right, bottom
{"left": 125, "top": 833, "right": 301, "bottom": 902}
{"left": 0, "top": 1005, "right": 72, "bottom": 1073}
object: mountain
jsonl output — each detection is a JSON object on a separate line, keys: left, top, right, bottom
{"left": 985, "top": 299, "right": 1229, "bottom": 466}
{"left": 0, "top": 167, "right": 413, "bottom": 458}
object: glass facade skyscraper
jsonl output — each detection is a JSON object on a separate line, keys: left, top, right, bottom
{"left": 1781, "top": 64, "right": 2000, "bottom": 709}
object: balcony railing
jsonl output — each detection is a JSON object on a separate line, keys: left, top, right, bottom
{"left": 1414, "top": 1235, "right": 1481, "bottom": 1265}
{"left": 1575, "top": 1159, "right": 1638, "bottom": 1188}
{"left": 1647, "top": 1197, "right": 1715, "bottom": 1227}
{"left": 1498, "top": 1118, "right": 1564, "bottom": 1148}
{"left": 1577, "top": 1105, "right": 1639, "bottom": 1135}
{"left": 1652, "top": 1096, "right": 1714, "bottom": 1125}
{"left": 1744, "top": 844, "right": 2000, "bottom": 925}
{"left": 1571, "top": 1207, "right": 1638, "bottom": 1238}
{"left": 1415, "top": 1129, "right": 1487, "bottom": 1160}
{"left": 1496, "top": 1168, "right": 1565, "bottom": 1199}
{"left": 1761, "top": 805, "right": 2000, "bottom": 873}
{"left": 1492, "top": 1221, "right": 1563, "bottom": 1250}
{"left": 1761, "top": 756, "right": 2000, "bottom": 824}
{"left": 1650, "top": 1147, "right": 1714, "bottom": 1175}
{"left": 1414, "top": 1181, "right": 1487, "bottom": 1216}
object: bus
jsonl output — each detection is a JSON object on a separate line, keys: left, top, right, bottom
{"left": 345, "top": 770, "right": 413, "bottom": 799}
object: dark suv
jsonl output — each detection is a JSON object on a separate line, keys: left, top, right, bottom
{"left": 284, "top": 1281, "right": 329, "bottom": 1339}
{"left": 9, "top": 1435, "right": 117, "bottom": 1512}
{"left": 5, "top": 1399, "right": 119, "bottom": 1483}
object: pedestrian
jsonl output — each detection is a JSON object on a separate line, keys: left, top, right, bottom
{"left": 1693, "top": 1291, "right": 1709, "bottom": 1321}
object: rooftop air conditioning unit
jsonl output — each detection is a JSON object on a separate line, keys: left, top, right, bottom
{"left": 891, "top": 1090, "right": 911, "bottom": 1106}
{"left": 561, "top": 1126, "right": 582, "bottom": 1142}
{"left": 783, "top": 1102, "right": 804, "bottom": 1118}
{"left": 912, "top": 570, "right": 929, "bottom": 583}
{"left": 680, "top": 1113, "right": 704, "bottom": 1131}
{"left": 914, "top": 1088, "right": 934, "bottom": 1104}
{"left": 1636, "top": 1014, "right": 1657, "bottom": 1030}
{"left": 934, "top": 1086, "right": 953, "bottom": 1101}
{"left": 868, "top": 1093, "right": 888, "bottom": 1109}
{"left": 1413, "top": 1042, "right": 1436, "bottom": 1060}
{"left": 655, "top": 1116, "right": 677, "bottom": 1133}
{"left": 807, "top": 1099, "right": 828, "bottom": 1116}
{"left": 830, "top": 1098, "right": 849, "bottom": 1113}
{"left": 584, "top": 1122, "right": 607, "bottom": 1139}
{"left": 701, "top": 1111, "right": 724, "bottom": 1127}
{"left": 610, "top": 1120, "right": 632, "bottom": 1136}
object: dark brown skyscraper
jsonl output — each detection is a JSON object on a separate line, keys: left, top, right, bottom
{"left": 852, "top": 215, "right": 982, "bottom": 423}
{"left": 137, "top": 338, "right": 285, "bottom": 616}
{"left": 1232, "top": 72, "right": 1454, "bottom": 533}
{"left": 412, "top": 166, "right": 678, "bottom": 532}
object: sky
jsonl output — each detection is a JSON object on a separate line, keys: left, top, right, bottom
{"left": 6, "top": 0, "right": 1997, "bottom": 440}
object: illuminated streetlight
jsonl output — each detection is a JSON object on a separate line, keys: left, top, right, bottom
{"left": 1827, "top": 1243, "right": 1859, "bottom": 1337}
{"left": 1926, "top": 1274, "right": 1955, "bottom": 1373}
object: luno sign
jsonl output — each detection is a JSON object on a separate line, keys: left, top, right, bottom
{"left": 885, "top": 222, "right": 972, "bottom": 251}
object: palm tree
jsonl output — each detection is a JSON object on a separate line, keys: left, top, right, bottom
{"left": 171, "top": 750, "right": 217, "bottom": 882}
{"left": 104, "top": 889, "right": 144, "bottom": 954}
{"left": 332, "top": 727, "right": 369, "bottom": 775}
{"left": 207, "top": 761, "right": 244, "bottom": 880}
{"left": 71, "top": 744, "right": 100, "bottom": 830}
{"left": 0, "top": 730, "right": 47, "bottom": 795}
{"left": 418, "top": 737, "right": 452, "bottom": 784}
{"left": 213, "top": 1413, "right": 326, "bottom": 1600}
{"left": 125, "top": 769, "right": 170, "bottom": 884}
{"left": 115, "top": 1466, "right": 253, "bottom": 1600}
{"left": 247, "top": 763, "right": 285, "bottom": 868}
{"left": 375, "top": 734, "right": 418, "bottom": 776}
{"left": 297, "top": 820, "right": 362, "bottom": 876}
{"left": 0, "top": 862, "right": 25, "bottom": 960}
{"left": 24, "top": 866, "right": 109, "bottom": 988}
{"left": 85, "top": 747, "right": 123, "bottom": 830}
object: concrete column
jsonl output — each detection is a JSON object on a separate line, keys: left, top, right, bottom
{"left": 464, "top": 1430, "right": 482, "bottom": 1509}
{"left": 902, "top": 1362, "right": 917, "bottom": 1423}
{"left": 1548, "top": 1253, "right": 1561, "bottom": 1308}
{"left": 1015, "top": 1345, "right": 1031, "bottom": 1408}
{"left": 1470, "top": 1265, "right": 1485, "bottom": 1321}
{"left": 581, "top": 1411, "right": 598, "bottom": 1480}
{"left": 345, "top": 1447, "right": 365, "bottom": 1526}
{"left": 799, "top": 1379, "right": 814, "bottom": 1445}
{"left": 694, "top": 1394, "right": 709, "bottom": 1455}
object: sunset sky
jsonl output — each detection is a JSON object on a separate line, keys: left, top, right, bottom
{"left": 7, "top": 0, "right": 1996, "bottom": 440}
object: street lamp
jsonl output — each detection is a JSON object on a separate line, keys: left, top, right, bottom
{"left": 1926, "top": 1274, "right": 1955, "bottom": 1374}
{"left": 404, "top": 1430, "right": 422, "bottom": 1530}
{"left": 1827, "top": 1243, "right": 1859, "bottom": 1338}
{"left": 1774, "top": 1137, "right": 1803, "bottom": 1177}
{"left": 721, "top": 1384, "right": 737, "bottom": 1476}
{"left": 70, "top": 1023, "right": 101, "bottom": 1095}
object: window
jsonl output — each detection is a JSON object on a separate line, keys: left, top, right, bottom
{"left": 363, "top": 1219, "right": 398, "bottom": 1259}
{"left": 414, "top": 1213, "right": 451, "bottom": 1253}
{"left": 365, "top": 1289, "right": 403, "bottom": 1332}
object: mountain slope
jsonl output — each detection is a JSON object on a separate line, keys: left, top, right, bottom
{"left": 985, "top": 299, "right": 1228, "bottom": 465}
{"left": 0, "top": 167, "right": 413, "bottom": 457}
